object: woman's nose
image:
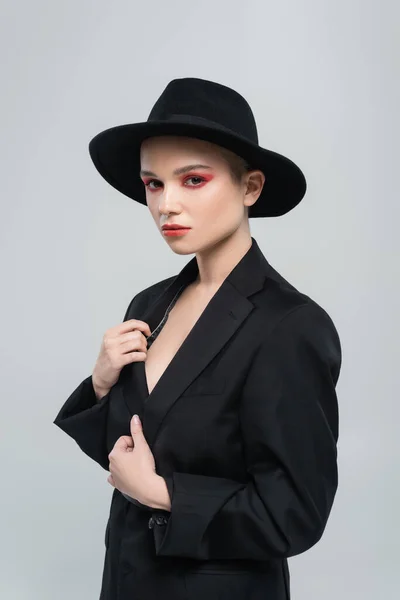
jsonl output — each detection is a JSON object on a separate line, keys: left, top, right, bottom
{"left": 158, "top": 183, "right": 180, "bottom": 212}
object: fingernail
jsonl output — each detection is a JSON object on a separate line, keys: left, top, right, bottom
{"left": 133, "top": 414, "right": 140, "bottom": 425}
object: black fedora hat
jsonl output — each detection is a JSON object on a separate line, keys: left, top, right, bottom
{"left": 88, "top": 77, "right": 307, "bottom": 218}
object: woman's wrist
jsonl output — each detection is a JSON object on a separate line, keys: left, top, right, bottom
{"left": 143, "top": 475, "right": 172, "bottom": 511}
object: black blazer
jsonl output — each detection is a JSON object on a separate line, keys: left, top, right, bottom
{"left": 53, "top": 237, "right": 342, "bottom": 600}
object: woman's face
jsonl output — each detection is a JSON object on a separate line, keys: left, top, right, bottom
{"left": 139, "top": 136, "right": 264, "bottom": 254}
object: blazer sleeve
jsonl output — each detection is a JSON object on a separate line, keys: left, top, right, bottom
{"left": 151, "top": 302, "right": 342, "bottom": 561}
{"left": 52, "top": 293, "right": 139, "bottom": 471}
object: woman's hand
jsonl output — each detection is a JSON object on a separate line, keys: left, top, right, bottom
{"left": 92, "top": 319, "right": 151, "bottom": 393}
{"left": 107, "top": 415, "right": 157, "bottom": 505}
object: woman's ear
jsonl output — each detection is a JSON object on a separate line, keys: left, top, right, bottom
{"left": 244, "top": 170, "right": 265, "bottom": 208}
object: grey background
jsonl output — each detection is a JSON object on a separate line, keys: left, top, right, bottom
{"left": 1, "top": 1, "right": 398, "bottom": 598}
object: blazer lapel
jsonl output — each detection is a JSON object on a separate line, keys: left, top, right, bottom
{"left": 121, "top": 237, "right": 269, "bottom": 449}
{"left": 120, "top": 252, "right": 199, "bottom": 422}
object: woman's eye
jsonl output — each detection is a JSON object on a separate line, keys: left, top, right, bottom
{"left": 184, "top": 176, "right": 205, "bottom": 186}
{"left": 143, "top": 176, "right": 205, "bottom": 190}
{"left": 144, "top": 179, "right": 162, "bottom": 189}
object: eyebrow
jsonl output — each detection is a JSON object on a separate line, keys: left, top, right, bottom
{"left": 140, "top": 164, "right": 213, "bottom": 177}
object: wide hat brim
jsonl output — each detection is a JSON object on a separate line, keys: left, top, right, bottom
{"left": 88, "top": 115, "right": 307, "bottom": 218}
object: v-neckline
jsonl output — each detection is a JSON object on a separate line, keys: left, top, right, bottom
{"left": 143, "top": 281, "right": 192, "bottom": 399}
{"left": 120, "top": 237, "right": 269, "bottom": 438}
{"left": 142, "top": 280, "right": 221, "bottom": 400}
{"left": 145, "top": 283, "right": 187, "bottom": 349}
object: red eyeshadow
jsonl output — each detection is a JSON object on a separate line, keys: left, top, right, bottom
{"left": 142, "top": 172, "right": 214, "bottom": 191}
{"left": 181, "top": 173, "right": 214, "bottom": 188}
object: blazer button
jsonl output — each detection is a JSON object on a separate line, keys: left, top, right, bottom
{"left": 148, "top": 517, "right": 155, "bottom": 529}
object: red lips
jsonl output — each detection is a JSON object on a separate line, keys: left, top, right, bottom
{"left": 161, "top": 224, "right": 190, "bottom": 230}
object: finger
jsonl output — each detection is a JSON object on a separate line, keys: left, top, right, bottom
{"left": 113, "top": 435, "right": 134, "bottom": 451}
{"left": 130, "top": 414, "right": 143, "bottom": 437}
{"left": 114, "top": 319, "right": 152, "bottom": 338}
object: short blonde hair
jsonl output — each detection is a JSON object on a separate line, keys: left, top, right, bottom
{"left": 218, "top": 147, "right": 253, "bottom": 217}
{"left": 218, "top": 146, "right": 252, "bottom": 184}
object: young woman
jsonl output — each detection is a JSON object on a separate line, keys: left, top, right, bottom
{"left": 54, "top": 77, "right": 342, "bottom": 600}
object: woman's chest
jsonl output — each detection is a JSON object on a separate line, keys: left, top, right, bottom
{"left": 144, "top": 284, "right": 218, "bottom": 395}
{"left": 107, "top": 286, "right": 268, "bottom": 479}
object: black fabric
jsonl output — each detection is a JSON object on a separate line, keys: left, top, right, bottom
{"left": 53, "top": 375, "right": 111, "bottom": 470}
{"left": 122, "top": 284, "right": 185, "bottom": 509}
{"left": 53, "top": 237, "right": 341, "bottom": 600}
